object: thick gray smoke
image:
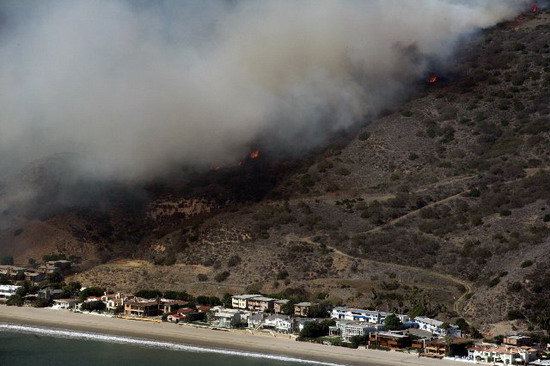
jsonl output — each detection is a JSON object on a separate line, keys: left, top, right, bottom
{"left": 0, "top": 0, "right": 532, "bottom": 182}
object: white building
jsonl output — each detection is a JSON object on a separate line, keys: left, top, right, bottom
{"left": 414, "top": 316, "right": 461, "bottom": 337}
{"left": 330, "top": 307, "right": 409, "bottom": 324}
{"left": 263, "top": 314, "right": 293, "bottom": 333}
{"left": 211, "top": 307, "right": 249, "bottom": 328}
{"left": 468, "top": 343, "right": 537, "bottom": 364}
{"left": 52, "top": 299, "right": 79, "bottom": 310}
{"left": 0, "top": 285, "right": 21, "bottom": 301}
{"left": 331, "top": 320, "right": 384, "bottom": 342}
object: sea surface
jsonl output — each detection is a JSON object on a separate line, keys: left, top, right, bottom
{"left": 0, "top": 323, "right": 342, "bottom": 366}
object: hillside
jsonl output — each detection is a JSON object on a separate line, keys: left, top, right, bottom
{"left": 1, "top": 9, "right": 549, "bottom": 333}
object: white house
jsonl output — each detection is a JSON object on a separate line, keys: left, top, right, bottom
{"left": 332, "top": 320, "right": 385, "bottom": 342}
{"left": 414, "top": 316, "right": 461, "bottom": 337}
{"left": 467, "top": 344, "right": 537, "bottom": 364}
{"left": 0, "top": 285, "right": 21, "bottom": 301}
{"left": 52, "top": 299, "right": 79, "bottom": 310}
{"left": 247, "top": 313, "right": 265, "bottom": 328}
{"left": 330, "top": 307, "right": 409, "bottom": 324}
{"left": 211, "top": 307, "right": 247, "bottom": 328}
{"left": 264, "top": 314, "right": 293, "bottom": 333}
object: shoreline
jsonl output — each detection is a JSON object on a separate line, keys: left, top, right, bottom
{"left": 0, "top": 306, "right": 458, "bottom": 366}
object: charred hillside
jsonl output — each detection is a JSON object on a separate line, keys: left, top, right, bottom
{"left": 1, "top": 8, "right": 549, "bottom": 333}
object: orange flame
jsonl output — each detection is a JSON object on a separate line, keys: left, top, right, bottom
{"left": 428, "top": 75, "right": 438, "bottom": 83}
{"left": 250, "top": 150, "right": 260, "bottom": 159}
{"left": 531, "top": 4, "right": 539, "bottom": 12}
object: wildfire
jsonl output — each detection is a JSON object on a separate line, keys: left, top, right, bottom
{"left": 428, "top": 75, "right": 439, "bottom": 84}
{"left": 250, "top": 150, "right": 260, "bottom": 159}
{"left": 531, "top": 4, "right": 539, "bottom": 12}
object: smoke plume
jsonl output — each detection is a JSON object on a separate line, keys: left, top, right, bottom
{"left": 0, "top": 0, "right": 532, "bottom": 182}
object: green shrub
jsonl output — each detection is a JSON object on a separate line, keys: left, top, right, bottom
{"left": 408, "top": 153, "right": 419, "bottom": 161}
{"left": 197, "top": 274, "right": 208, "bottom": 282}
{"left": 401, "top": 110, "right": 413, "bottom": 117}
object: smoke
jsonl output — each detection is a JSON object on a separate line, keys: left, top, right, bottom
{"left": 0, "top": 0, "right": 532, "bottom": 183}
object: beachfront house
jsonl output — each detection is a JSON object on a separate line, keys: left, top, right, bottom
{"left": 332, "top": 320, "right": 384, "bottom": 342}
{"left": 467, "top": 343, "right": 537, "bottom": 364}
{"left": 124, "top": 300, "right": 161, "bottom": 317}
{"left": 330, "top": 307, "right": 409, "bottom": 324}
{"left": 414, "top": 316, "right": 461, "bottom": 337}
{"left": 0, "top": 285, "right": 21, "bottom": 301}
{"left": 161, "top": 300, "right": 189, "bottom": 314}
{"left": 211, "top": 308, "right": 245, "bottom": 328}
{"left": 263, "top": 314, "right": 293, "bottom": 333}
{"left": 52, "top": 299, "right": 79, "bottom": 310}
{"left": 247, "top": 313, "right": 265, "bottom": 329}
{"left": 369, "top": 331, "right": 412, "bottom": 349}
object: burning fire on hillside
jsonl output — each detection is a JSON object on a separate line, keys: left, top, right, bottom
{"left": 428, "top": 75, "right": 439, "bottom": 84}
{"left": 250, "top": 150, "right": 260, "bottom": 159}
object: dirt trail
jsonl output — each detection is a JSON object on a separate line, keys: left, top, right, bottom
{"left": 299, "top": 235, "right": 473, "bottom": 318}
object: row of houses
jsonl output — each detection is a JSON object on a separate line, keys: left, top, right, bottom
{"left": 0, "top": 261, "right": 71, "bottom": 284}
{"left": 230, "top": 294, "right": 318, "bottom": 317}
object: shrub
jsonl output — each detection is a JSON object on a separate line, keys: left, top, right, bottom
{"left": 508, "top": 282, "right": 522, "bottom": 292}
{"left": 521, "top": 260, "right": 534, "bottom": 268}
{"left": 197, "top": 274, "right": 208, "bottom": 282}
{"left": 227, "top": 255, "right": 241, "bottom": 267}
{"left": 300, "top": 174, "right": 315, "bottom": 188}
{"left": 408, "top": 153, "right": 419, "bottom": 161}
{"left": 0, "top": 256, "right": 14, "bottom": 265}
{"left": 214, "top": 271, "right": 230, "bottom": 282}
{"left": 133, "top": 289, "right": 162, "bottom": 299}
{"left": 357, "top": 131, "right": 371, "bottom": 141}
{"left": 401, "top": 110, "right": 413, "bottom": 117}
{"left": 543, "top": 214, "right": 550, "bottom": 222}
{"left": 81, "top": 301, "right": 106, "bottom": 312}
{"left": 488, "top": 278, "right": 500, "bottom": 288}
{"left": 507, "top": 309, "right": 524, "bottom": 320}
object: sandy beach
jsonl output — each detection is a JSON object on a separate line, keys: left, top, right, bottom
{"left": 0, "top": 306, "right": 460, "bottom": 366}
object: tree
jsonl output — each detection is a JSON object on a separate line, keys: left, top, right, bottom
{"left": 6, "top": 295, "right": 23, "bottom": 306}
{"left": 81, "top": 301, "right": 106, "bottom": 312}
{"left": 299, "top": 321, "right": 330, "bottom": 339}
{"left": 47, "top": 272, "right": 63, "bottom": 283}
{"left": 134, "top": 289, "right": 162, "bottom": 299}
{"left": 79, "top": 287, "right": 105, "bottom": 301}
{"left": 28, "top": 258, "right": 37, "bottom": 267}
{"left": 0, "top": 256, "right": 14, "bottom": 265}
{"left": 383, "top": 314, "right": 403, "bottom": 331}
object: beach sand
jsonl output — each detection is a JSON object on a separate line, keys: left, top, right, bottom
{"left": 0, "top": 306, "right": 460, "bottom": 366}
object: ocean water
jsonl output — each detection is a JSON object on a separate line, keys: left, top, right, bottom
{"left": 0, "top": 323, "right": 342, "bottom": 366}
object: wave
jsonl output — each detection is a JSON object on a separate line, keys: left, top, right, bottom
{"left": 0, "top": 323, "right": 343, "bottom": 366}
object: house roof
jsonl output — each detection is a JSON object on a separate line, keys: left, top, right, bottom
{"left": 177, "top": 308, "right": 194, "bottom": 313}
{"left": 249, "top": 296, "right": 275, "bottom": 302}
{"left": 232, "top": 294, "right": 261, "bottom": 300}
{"left": 274, "top": 299, "right": 289, "bottom": 304}
{"left": 295, "top": 302, "right": 316, "bottom": 307}
{"left": 414, "top": 317, "right": 444, "bottom": 327}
